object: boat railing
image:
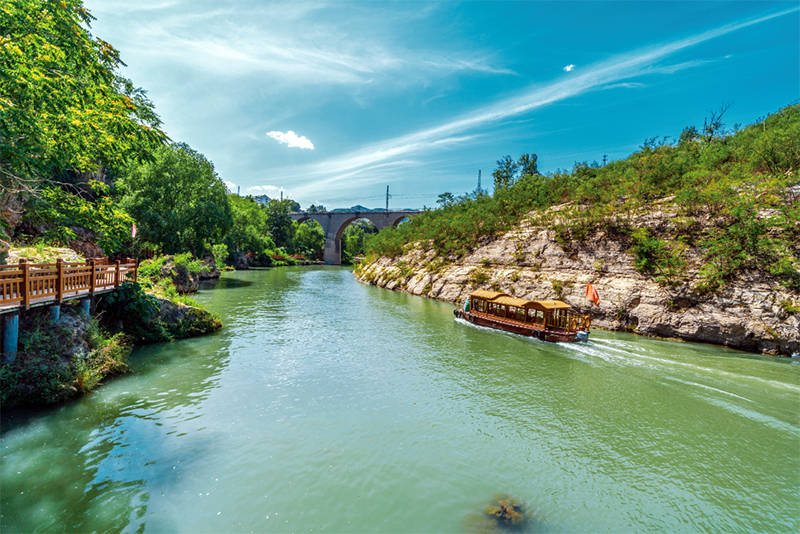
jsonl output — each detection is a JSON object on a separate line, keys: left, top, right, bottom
{"left": 549, "top": 311, "right": 590, "bottom": 332}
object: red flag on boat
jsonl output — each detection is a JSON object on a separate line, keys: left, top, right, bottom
{"left": 586, "top": 282, "right": 600, "bottom": 306}
{"left": 131, "top": 223, "right": 138, "bottom": 238}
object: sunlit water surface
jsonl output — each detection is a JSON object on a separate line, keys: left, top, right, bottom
{"left": 2, "top": 267, "right": 798, "bottom": 533}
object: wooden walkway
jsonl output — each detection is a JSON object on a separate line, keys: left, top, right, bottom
{"left": 0, "top": 258, "right": 138, "bottom": 314}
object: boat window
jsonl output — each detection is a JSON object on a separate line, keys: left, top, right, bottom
{"left": 516, "top": 308, "right": 525, "bottom": 321}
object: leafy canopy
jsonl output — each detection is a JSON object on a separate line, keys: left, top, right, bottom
{"left": 117, "top": 143, "right": 232, "bottom": 255}
{"left": 0, "top": 0, "right": 166, "bottom": 193}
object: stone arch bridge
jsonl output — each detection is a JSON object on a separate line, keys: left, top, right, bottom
{"left": 290, "top": 210, "right": 418, "bottom": 265}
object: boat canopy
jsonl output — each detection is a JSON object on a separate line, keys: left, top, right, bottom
{"left": 469, "top": 289, "right": 508, "bottom": 300}
{"left": 492, "top": 296, "right": 532, "bottom": 308}
{"left": 530, "top": 300, "right": 571, "bottom": 310}
{"left": 469, "top": 289, "right": 572, "bottom": 311}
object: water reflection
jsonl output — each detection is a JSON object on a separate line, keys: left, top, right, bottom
{"left": 1, "top": 322, "right": 234, "bottom": 532}
{"left": 2, "top": 267, "right": 798, "bottom": 533}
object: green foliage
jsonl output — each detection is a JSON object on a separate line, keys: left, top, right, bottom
{"left": 99, "top": 281, "right": 170, "bottom": 342}
{"left": 173, "top": 252, "right": 202, "bottom": 274}
{"left": 0, "top": 308, "right": 131, "bottom": 407}
{"left": 293, "top": 219, "right": 324, "bottom": 258}
{"left": 629, "top": 228, "right": 687, "bottom": 286}
{"left": 98, "top": 281, "right": 220, "bottom": 343}
{"left": 226, "top": 194, "right": 274, "bottom": 257}
{"left": 0, "top": 0, "right": 166, "bottom": 193}
{"left": 366, "top": 104, "right": 800, "bottom": 293}
{"left": 117, "top": 143, "right": 232, "bottom": 255}
{"left": 342, "top": 219, "right": 377, "bottom": 263}
{"left": 211, "top": 243, "right": 228, "bottom": 270}
{"left": 263, "top": 199, "right": 295, "bottom": 249}
{"left": 469, "top": 267, "right": 489, "bottom": 286}
{"left": 779, "top": 299, "right": 800, "bottom": 314}
{"left": 23, "top": 180, "right": 134, "bottom": 253}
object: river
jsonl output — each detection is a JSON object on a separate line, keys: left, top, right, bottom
{"left": 1, "top": 267, "right": 798, "bottom": 532}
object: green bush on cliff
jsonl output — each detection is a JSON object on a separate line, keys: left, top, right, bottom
{"left": 366, "top": 104, "right": 800, "bottom": 291}
{"left": 0, "top": 307, "right": 131, "bottom": 408}
{"left": 98, "top": 281, "right": 220, "bottom": 343}
{"left": 630, "top": 228, "right": 687, "bottom": 286}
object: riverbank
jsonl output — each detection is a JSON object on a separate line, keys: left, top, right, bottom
{"left": 0, "top": 253, "right": 223, "bottom": 408}
{"left": 355, "top": 201, "right": 799, "bottom": 356}
{"left": 3, "top": 267, "right": 797, "bottom": 533}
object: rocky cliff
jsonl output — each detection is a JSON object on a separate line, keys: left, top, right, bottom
{"left": 355, "top": 203, "right": 799, "bottom": 357}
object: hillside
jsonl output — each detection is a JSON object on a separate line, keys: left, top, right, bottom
{"left": 355, "top": 105, "right": 800, "bottom": 356}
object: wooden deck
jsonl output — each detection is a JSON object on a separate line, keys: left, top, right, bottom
{"left": 0, "top": 258, "right": 137, "bottom": 314}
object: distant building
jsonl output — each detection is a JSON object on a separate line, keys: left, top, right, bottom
{"left": 253, "top": 195, "right": 270, "bottom": 205}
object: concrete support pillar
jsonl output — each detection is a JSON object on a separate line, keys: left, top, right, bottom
{"left": 323, "top": 234, "right": 341, "bottom": 265}
{"left": 50, "top": 304, "right": 61, "bottom": 323}
{"left": 3, "top": 313, "right": 19, "bottom": 362}
{"left": 80, "top": 298, "right": 91, "bottom": 317}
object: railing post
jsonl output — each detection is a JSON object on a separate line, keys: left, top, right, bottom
{"left": 114, "top": 260, "right": 120, "bottom": 287}
{"left": 56, "top": 258, "right": 64, "bottom": 303}
{"left": 134, "top": 259, "right": 138, "bottom": 283}
{"left": 88, "top": 258, "right": 96, "bottom": 295}
{"left": 19, "top": 259, "right": 29, "bottom": 309}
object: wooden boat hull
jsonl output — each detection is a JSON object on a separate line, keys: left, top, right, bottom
{"left": 454, "top": 309, "right": 587, "bottom": 343}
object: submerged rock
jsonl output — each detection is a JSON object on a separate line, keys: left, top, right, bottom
{"left": 484, "top": 496, "right": 526, "bottom": 528}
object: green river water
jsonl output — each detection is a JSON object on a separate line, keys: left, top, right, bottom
{"left": 1, "top": 267, "right": 799, "bottom": 533}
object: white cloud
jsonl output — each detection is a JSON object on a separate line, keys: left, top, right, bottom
{"left": 266, "top": 130, "right": 315, "bottom": 150}
{"left": 223, "top": 180, "right": 237, "bottom": 193}
{"left": 563, "top": 64, "right": 575, "bottom": 72}
{"left": 277, "top": 6, "right": 799, "bottom": 198}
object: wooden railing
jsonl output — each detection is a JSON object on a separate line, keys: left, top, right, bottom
{"left": 549, "top": 310, "right": 590, "bottom": 331}
{"left": 0, "top": 257, "right": 137, "bottom": 311}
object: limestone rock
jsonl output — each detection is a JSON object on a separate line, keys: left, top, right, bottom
{"left": 355, "top": 209, "right": 799, "bottom": 357}
{"left": 159, "top": 256, "right": 200, "bottom": 293}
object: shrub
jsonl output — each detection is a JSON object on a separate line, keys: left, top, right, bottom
{"left": 629, "top": 228, "right": 687, "bottom": 286}
{"left": 469, "top": 267, "right": 489, "bottom": 286}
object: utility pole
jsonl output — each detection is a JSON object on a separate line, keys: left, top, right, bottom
{"left": 385, "top": 185, "right": 390, "bottom": 211}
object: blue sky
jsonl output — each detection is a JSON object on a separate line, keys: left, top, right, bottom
{"left": 85, "top": 1, "right": 799, "bottom": 209}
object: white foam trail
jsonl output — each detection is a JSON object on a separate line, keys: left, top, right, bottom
{"left": 566, "top": 338, "right": 800, "bottom": 394}
{"left": 663, "top": 376, "right": 753, "bottom": 403}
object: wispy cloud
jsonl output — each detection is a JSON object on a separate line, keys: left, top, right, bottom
{"left": 280, "top": 6, "right": 798, "bottom": 197}
{"left": 563, "top": 64, "right": 576, "bottom": 72}
{"left": 267, "top": 130, "right": 315, "bottom": 150}
{"left": 101, "top": 1, "right": 514, "bottom": 86}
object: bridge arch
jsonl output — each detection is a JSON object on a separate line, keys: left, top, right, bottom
{"left": 289, "top": 210, "right": 419, "bottom": 264}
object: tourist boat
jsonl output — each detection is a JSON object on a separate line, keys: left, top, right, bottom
{"left": 454, "top": 289, "right": 590, "bottom": 342}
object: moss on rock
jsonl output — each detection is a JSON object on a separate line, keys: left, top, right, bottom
{"left": 0, "top": 306, "right": 131, "bottom": 408}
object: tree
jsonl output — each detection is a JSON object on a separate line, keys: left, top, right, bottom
{"left": 492, "top": 155, "right": 518, "bottom": 190}
{"left": 264, "top": 199, "right": 295, "bottom": 249}
{"left": 307, "top": 204, "right": 327, "bottom": 213}
{"left": 0, "top": 0, "right": 166, "bottom": 195}
{"left": 226, "top": 194, "right": 273, "bottom": 254}
{"left": 436, "top": 192, "right": 455, "bottom": 208}
{"left": 703, "top": 104, "right": 731, "bottom": 141}
{"left": 517, "top": 153, "right": 539, "bottom": 177}
{"left": 293, "top": 220, "right": 324, "bottom": 258}
{"left": 117, "top": 143, "right": 232, "bottom": 255}
{"left": 343, "top": 219, "right": 377, "bottom": 262}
